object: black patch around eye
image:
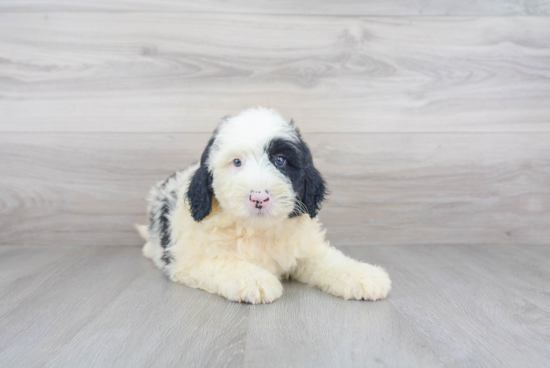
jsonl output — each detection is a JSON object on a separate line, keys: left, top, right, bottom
{"left": 265, "top": 133, "right": 327, "bottom": 218}
{"left": 266, "top": 138, "right": 302, "bottom": 168}
{"left": 265, "top": 137, "right": 304, "bottom": 199}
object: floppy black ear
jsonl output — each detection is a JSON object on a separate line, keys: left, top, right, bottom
{"left": 186, "top": 136, "right": 215, "bottom": 222}
{"left": 299, "top": 138, "right": 327, "bottom": 218}
{"left": 187, "top": 165, "right": 213, "bottom": 221}
{"left": 302, "top": 164, "right": 327, "bottom": 218}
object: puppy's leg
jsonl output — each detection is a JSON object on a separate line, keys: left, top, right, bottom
{"left": 170, "top": 256, "right": 283, "bottom": 304}
{"left": 292, "top": 242, "right": 391, "bottom": 301}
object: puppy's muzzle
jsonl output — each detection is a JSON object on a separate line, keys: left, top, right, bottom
{"left": 249, "top": 190, "right": 270, "bottom": 210}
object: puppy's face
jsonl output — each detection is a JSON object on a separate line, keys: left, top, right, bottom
{"left": 187, "top": 108, "right": 326, "bottom": 227}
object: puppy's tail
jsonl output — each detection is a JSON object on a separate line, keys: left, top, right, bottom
{"left": 135, "top": 224, "right": 149, "bottom": 240}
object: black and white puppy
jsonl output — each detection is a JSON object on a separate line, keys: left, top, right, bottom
{"left": 138, "top": 107, "right": 391, "bottom": 304}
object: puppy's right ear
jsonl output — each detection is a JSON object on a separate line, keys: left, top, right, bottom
{"left": 187, "top": 136, "right": 215, "bottom": 222}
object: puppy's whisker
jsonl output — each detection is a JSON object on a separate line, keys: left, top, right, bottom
{"left": 294, "top": 195, "right": 308, "bottom": 215}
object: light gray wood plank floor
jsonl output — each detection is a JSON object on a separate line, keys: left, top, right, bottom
{"left": 1, "top": 245, "right": 548, "bottom": 367}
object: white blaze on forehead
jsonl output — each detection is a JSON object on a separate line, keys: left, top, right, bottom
{"left": 209, "top": 107, "right": 297, "bottom": 166}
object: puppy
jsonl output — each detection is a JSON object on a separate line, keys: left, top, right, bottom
{"left": 138, "top": 107, "right": 391, "bottom": 304}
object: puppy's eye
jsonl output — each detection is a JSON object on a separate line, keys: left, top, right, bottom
{"left": 233, "top": 158, "right": 242, "bottom": 167}
{"left": 274, "top": 156, "right": 286, "bottom": 167}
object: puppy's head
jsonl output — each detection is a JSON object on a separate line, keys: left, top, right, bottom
{"left": 187, "top": 107, "right": 326, "bottom": 227}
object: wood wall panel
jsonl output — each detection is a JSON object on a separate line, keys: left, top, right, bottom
{"left": 1, "top": 0, "right": 549, "bottom": 15}
{"left": 1, "top": 14, "right": 549, "bottom": 133}
{"left": 1, "top": 133, "right": 549, "bottom": 246}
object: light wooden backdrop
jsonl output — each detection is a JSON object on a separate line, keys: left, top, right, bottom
{"left": 1, "top": 1, "right": 549, "bottom": 246}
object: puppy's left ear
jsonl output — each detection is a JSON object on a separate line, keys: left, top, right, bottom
{"left": 187, "top": 136, "right": 215, "bottom": 221}
{"left": 300, "top": 139, "right": 327, "bottom": 218}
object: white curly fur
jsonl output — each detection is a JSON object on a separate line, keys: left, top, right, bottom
{"left": 139, "top": 107, "right": 391, "bottom": 304}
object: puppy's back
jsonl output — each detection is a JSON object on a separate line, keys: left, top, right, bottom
{"left": 140, "top": 163, "right": 199, "bottom": 269}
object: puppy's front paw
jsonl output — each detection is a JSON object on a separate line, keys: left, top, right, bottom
{"left": 328, "top": 264, "right": 391, "bottom": 301}
{"left": 221, "top": 272, "right": 283, "bottom": 304}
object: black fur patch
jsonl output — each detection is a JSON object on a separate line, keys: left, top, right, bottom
{"left": 159, "top": 203, "right": 171, "bottom": 248}
{"left": 159, "top": 190, "right": 177, "bottom": 249}
{"left": 187, "top": 133, "right": 216, "bottom": 221}
{"left": 265, "top": 132, "right": 326, "bottom": 218}
{"left": 161, "top": 250, "right": 173, "bottom": 265}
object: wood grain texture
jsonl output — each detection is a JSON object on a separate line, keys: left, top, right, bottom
{"left": 0, "top": 246, "right": 248, "bottom": 367}
{"left": 1, "top": 0, "right": 549, "bottom": 15}
{"left": 1, "top": 14, "right": 550, "bottom": 133}
{"left": 0, "top": 245, "right": 548, "bottom": 367}
{"left": 1, "top": 132, "right": 549, "bottom": 246}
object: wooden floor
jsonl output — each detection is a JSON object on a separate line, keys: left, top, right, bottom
{"left": 0, "top": 244, "right": 548, "bottom": 367}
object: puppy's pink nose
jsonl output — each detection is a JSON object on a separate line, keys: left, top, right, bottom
{"left": 249, "top": 190, "right": 270, "bottom": 208}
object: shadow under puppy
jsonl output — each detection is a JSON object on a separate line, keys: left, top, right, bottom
{"left": 137, "top": 107, "right": 391, "bottom": 304}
